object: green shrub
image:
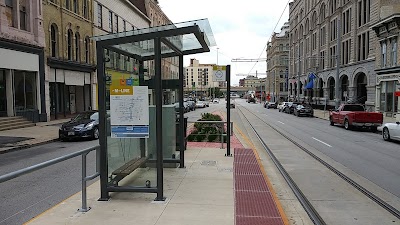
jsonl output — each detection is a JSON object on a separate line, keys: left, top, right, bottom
{"left": 195, "top": 133, "right": 206, "bottom": 142}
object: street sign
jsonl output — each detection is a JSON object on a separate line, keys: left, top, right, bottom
{"left": 213, "top": 65, "right": 226, "bottom": 82}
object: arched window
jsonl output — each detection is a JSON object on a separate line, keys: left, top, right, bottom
{"left": 67, "top": 29, "right": 73, "bottom": 60}
{"left": 305, "top": 19, "right": 310, "bottom": 34}
{"left": 75, "top": 32, "right": 80, "bottom": 61}
{"left": 85, "top": 36, "right": 90, "bottom": 63}
{"left": 312, "top": 12, "right": 317, "bottom": 29}
{"left": 50, "top": 24, "right": 58, "bottom": 57}
{"left": 319, "top": 3, "right": 326, "bottom": 24}
{"left": 329, "top": 77, "right": 335, "bottom": 100}
{"left": 299, "top": 25, "right": 304, "bottom": 39}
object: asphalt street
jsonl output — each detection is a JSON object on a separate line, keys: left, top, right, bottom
{"left": 236, "top": 99, "right": 400, "bottom": 198}
{"left": 0, "top": 140, "right": 98, "bottom": 225}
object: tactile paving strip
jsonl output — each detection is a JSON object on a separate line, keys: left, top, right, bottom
{"left": 234, "top": 148, "right": 284, "bottom": 225}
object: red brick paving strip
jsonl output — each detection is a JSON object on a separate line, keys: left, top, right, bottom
{"left": 234, "top": 148, "right": 284, "bottom": 225}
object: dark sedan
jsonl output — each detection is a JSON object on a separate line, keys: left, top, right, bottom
{"left": 266, "top": 102, "right": 277, "bottom": 109}
{"left": 59, "top": 111, "right": 99, "bottom": 141}
{"left": 294, "top": 104, "right": 314, "bottom": 117}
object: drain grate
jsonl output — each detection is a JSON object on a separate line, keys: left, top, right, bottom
{"left": 200, "top": 160, "right": 217, "bottom": 166}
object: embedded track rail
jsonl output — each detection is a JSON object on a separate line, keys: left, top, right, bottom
{"left": 237, "top": 106, "right": 326, "bottom": 225}
{"left": 237, "top": 105, "right": 400, "bottom": 221}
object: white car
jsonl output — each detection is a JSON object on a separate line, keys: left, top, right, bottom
{"left": 212, "top": 98, "right": 220, "bottom": 103}
{"left": 277, "top": 102, "right": 290, "bottom": 112}
{"left": 382, "top": 121, "right": 400, "bottom": 141}
{"left": 195, "top": 101, "right": 206, "bottom": 108}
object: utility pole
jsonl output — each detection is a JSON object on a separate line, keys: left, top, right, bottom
{"left": 214, "top": 47, "right": 219, "bottom": 99}
{"left": 297, "top": 44, "right": 301, "bottom": 101}
{"left": 335, "top": 17, "right": 341, "bottom": 109}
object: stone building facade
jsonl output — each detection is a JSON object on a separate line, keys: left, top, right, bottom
{"left": 0, "top": 0, "right": 47, "bottom": 122}
{"left": 43, "top": 0, "right": 96, "bottom": 120}
{"left": 266, "top": 22, "right": 290, "bottom": 102}
{"left": 288, "top": 0, "right": 378, "bottom": 109}
{"left": 370, "top": 0, "right": 400, "bottom": 119}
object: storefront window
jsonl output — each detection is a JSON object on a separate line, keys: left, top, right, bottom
{"left": 380, "top": 81, "right": 398, "bottom": 112}
{"left": 0, "top": 70, "right": 6, "bottom": 114}
{"left": 14, "top": 71, "right": 37, "bottom": 111}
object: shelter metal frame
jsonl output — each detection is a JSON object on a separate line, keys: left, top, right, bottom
{"left": 94, "top": 20, "right": 214, "bottom": 201}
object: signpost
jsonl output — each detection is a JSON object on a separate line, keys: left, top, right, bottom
{"left": 213, "top": 65, "right": 226, "bottom": 82}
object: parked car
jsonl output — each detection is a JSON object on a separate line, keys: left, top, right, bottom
{"left": 293, "top": 104, "right": 314, "bottom": 117}
{"left": 278, "top": 102, "right": 291, "bottom": 112}
{"left": 195, "top": 101, "right": 206, "bottom": 108}
{"left": 283, "top": 102, "right": 300, "bottom": 114}
{"left": 59, "top": 111, "right": 99, "bottom": 141}
{"left": 230, "top": 99, "right": 236, "bottom": 108}
{"left": 212, "top": 98, "right": 220, "bottom": 103}
{"left": 266, "top": 102, "right": 277, "bottom": 109}
{"left": 204, "top": 100, "right": 210, "bottom": 107}
{"left": 173, "top": 102, "right": 190, "bottom": 113}
{"left": 382, "top": 121, "right": 400, "bottom": 141}
{"left": 329, "top": 104, "right": 383, "bottom": 131}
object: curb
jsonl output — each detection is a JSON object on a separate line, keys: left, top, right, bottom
{"left": 0, "top": 138, "right": 59, "bottom": 155}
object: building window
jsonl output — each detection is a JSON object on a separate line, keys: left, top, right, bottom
{"left": 5, "top": 0, "right": 14, "bottom": 27}
{"left": 114, "top": 14, "right": 118, "bottom": 33}
{"left": 312, "top": 32, "right": 317, "bottom": 51}
{"left": 381, "top": 41, "right": 387, "bottom": 67}
{"left": 342, "top": 8, "right": 352, "bottom": 34}
{"left": 330, "top": 0, "right": 337, "bottom": 15}
{"left": 320, "top": 26, "right": 326, "bottom": 46}
{"left": 14, "top": 71, "right": 37, "bottom": 111}
{"left": 357, "top": 32, "right": 369, "bottom": 61}
{"left": 83, "top": 0, "right": 88, "bottom": 19}
{"left": 109, "top": 11, "right": 113, "bottom": 32}
{"left": 391, "top": 38, "right": 397, "bottom": 66}
{"left": 330, "top": 18, "right": 337, "bottom": 41}
{"left": 319, "top": 3, "right": 326, "bottom": 24}
{"left": 358, "top": 0, "right": 370, "bottom": 27}
{"left": 19, "top": 5, "right": 27, "bottom": 31}
{"left": 85, "top": 37, "right": 90, "bottom": 63}
{"left": 75, "top": 32, "right": 80, "bottom": 62}
{"left": 342, "top": 39, "right": 351, "bottom": 65}
{"left": 50, "top": 24, "right": 58, "bottom": 57}
{"left": 329, "top": 78, "right": 335, "bottom": 100}
{"left": 380, "top": 81, "right": 398, "bottom": 112}
{"left": 67, "top": 29, "right": 73, "bottom": 60}
{"left": 73, "top": 0, "right": 78, "bottom": 14}
{"left": 97, "top": 3, "right": 102, "bottom": 28}
{"left": 330, "top": 46, "right": 337, "bottom": 67}
{"left": 123, "top": 20, "right": 126, "bottom": 32}
{"left": 66, "top": 0, "right": 70, "bottom": 10}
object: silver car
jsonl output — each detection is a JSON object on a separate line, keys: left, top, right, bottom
{"left": 382, "top": 121, "right": 400, "bottom": 142}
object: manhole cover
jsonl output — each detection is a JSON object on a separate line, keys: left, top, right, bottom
{"left": 200, "top": 160, "right": 217, "bottom": 166}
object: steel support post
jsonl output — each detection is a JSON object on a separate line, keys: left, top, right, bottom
{"left": 226, "top": 65, "right": 231, "bottom": 157}
{"left": 179, "top": 55, "right": 185, "bottom": 168}
{"left": 96, "top": 44, "right": 109, "bottom": 201}
{"left": 335, "top": 17, "right": 341, "bottom": 109}
{"left": 297, "top": 45, "right": 301, "bottom": 101}
{"left": 154, "top": 37, "right": 165, "bottom": 201}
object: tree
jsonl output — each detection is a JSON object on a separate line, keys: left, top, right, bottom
{"left": 208, "top": 87, "right": 223, "bottom": 98}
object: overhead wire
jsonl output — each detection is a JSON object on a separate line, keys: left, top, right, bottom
{"left": 247, "top": 0, "right": 292, "bottom": 75}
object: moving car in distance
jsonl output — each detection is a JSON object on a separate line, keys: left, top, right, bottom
{"left": 248, "top": 94, "right": 256, "bottom": 103}
{"left": 382, "top": 121, "right": 400, "bottom": 142}
{"left": 195, "top": 101, "right": 206, "bottom": 108}
{"left": 329, "top": 104, "right": 383, "bottom": 132}
{"left": 230, "top": 99, "right": 236, "bottom": 108}
{"left": 59, "top": 111, "right": 99, "bottom": 141}
{"left": 212, "top": 98, "right": 220, "bottom": 103}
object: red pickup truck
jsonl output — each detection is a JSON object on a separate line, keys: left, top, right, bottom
{"left": 329, "top": 104, "right": 383, "bottom": 131}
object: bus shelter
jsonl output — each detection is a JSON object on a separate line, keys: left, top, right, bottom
{"left": 93, "top": 19, "right": 215, "bottom": 201}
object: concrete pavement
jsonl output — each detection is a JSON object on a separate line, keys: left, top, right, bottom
{"left": 0, "top": 119, "right": 70, "bottom": 154}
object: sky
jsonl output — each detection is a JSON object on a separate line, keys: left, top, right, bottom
{"left": 159, "top": 0, "right": 290, "bottom": 86}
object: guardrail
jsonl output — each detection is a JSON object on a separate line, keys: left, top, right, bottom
{"left": 186, "top": 121, "right": 233, "bottom": 149}
{"left": 0, "top": 145, "right": 100, "bottom": 212}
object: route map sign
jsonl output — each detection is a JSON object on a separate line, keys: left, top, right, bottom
{"left": 110, "top": 86, "right": 149, "bottom": 138}
{"left": 213, "top": 65, "right": 226, "bottom": 82}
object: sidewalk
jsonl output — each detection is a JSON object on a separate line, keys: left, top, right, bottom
{"left": 0, "top": 119, "right": 69, "bottom": 154}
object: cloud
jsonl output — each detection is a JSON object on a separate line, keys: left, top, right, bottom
{"left": 159, "top": 0, "right": 290, "bottom": 85}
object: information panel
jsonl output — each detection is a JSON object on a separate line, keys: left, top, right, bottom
{"left": 213, "top": 65, "right": 226, "bottom": 82}
{"left": 110, "top": 86, "right": 149, "bottom": 138}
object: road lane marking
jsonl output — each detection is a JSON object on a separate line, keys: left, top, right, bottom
{"left": 312, "top": 137, "right": 332, "bottom": 147}
{"left": 277, "top": 121, "right": 285, "bottom": 125}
